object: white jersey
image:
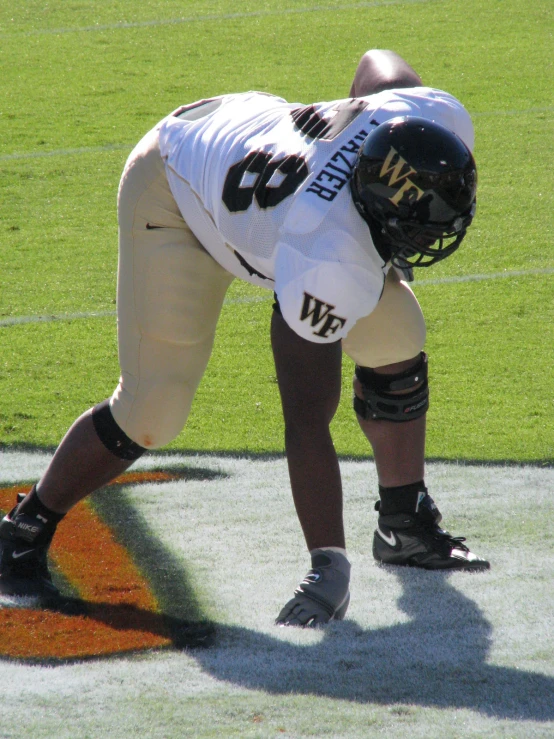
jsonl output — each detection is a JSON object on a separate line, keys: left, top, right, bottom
{"left": 158, "top": 88, "right": 474, "bottom": 343}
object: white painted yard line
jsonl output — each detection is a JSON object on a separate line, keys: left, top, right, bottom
{"left": 413, "top": 267, "right": 554, "bottom": 286}
{"left": 0, "top": 310, "right": 117, "bottom": 327}
{"left": 0, "top": 268, "right": 551, "bottom": 328}
{"left": 0, "top": 0, "right": 432, "bottom": 37}
{"left": 472, "top": 107, "right": 554, "bottom": 117}
{"left": 0, "top": 144, "right": 130, "bottom": 162}
{"left": 1, "top": 107, "right": 551, "bottom": 163}
{"left": 0, "top": 295, "right": 270, "bottom": 327}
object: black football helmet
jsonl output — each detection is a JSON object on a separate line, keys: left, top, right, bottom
{"left": 350, "top": 116, "right": 477, "bottom": 269}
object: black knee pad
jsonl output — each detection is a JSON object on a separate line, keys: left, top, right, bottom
{"left": 353, "top": 352, "right": 429, "bottom": 422}
{"left": 92, "top": 400, "right": 146, "bottom": 460}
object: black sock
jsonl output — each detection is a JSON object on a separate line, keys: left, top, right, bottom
{"left": 13, "top": 486, "right": 65, "bottom": 546}
{"left": 378, "top": 481, "right": 427, "bottom": 515}
{"left": 16, "top": 486, "right": 65, "bottom": 525}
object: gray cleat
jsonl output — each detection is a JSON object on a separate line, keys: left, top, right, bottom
{"left": 276, "top": 549, "right": 351, "bottom": 627}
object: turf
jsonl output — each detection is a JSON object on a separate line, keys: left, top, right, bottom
{"left": 0, "top": 1, "right": 552, "bottom": 736}
{"left": 1, "top": 0, "right": 552, "bottom": 461}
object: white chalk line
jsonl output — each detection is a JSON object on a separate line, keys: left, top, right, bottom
{"left": 413, "top": 266, "right": 554, "bottom": 286}
{"left": 473, "top": 107, "right": 553, "bottom": 117}
{"left": 0, "top": 296, "right": 270, "bottom": 327}
{"left": 0, "top": 144, "right": 129, "bottom": 162}
{"left": 1, "top": 107, "right": 551, "bottom": 163}
{"left": 0, "top": 0, "right": 432, "bottom": 38}
{"left": 0, "top": 268, "right": 552, "bottom": 328}
{"left": 0, "top": 310, "right": 117, "bottom": 328}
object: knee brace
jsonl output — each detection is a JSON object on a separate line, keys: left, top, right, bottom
{"left": 353, "top": 351, "right": 429, "bottom": 422}
{"left": 92, "top": 400, "right": 146, "bottom": 460}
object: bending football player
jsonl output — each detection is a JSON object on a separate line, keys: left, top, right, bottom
{"left": 0, "top": 50, "right": 489, "bottom": 625}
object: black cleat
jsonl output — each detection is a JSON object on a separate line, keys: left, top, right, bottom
{"left": 0, "top": 496, "right": 61, "bottom": 602}
{"left": 373, "top": 494, "right": 490, "bottom": 571}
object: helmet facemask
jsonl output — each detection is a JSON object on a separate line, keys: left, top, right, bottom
{"left": 381, "top": 204, "right": 476, "bottom": 269}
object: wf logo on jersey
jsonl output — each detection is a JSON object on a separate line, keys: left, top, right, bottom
{"left": 300, "top": 293, "right": 346, "bottom": 338}
{"left": 380, "top": 147, "right": 425, "bottom": 206}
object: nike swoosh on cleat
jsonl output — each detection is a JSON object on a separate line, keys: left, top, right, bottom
{"left": 302, "top": 572, "right": 322, "bottom": 584}
{"left": 376, "top": 527, "right": 398, "bottom": 547}
{"left": 145, "top": 223, "right": 166, "bottom": 229}
{"left": 11, "top": 550, "right": 35, "bottom": 559}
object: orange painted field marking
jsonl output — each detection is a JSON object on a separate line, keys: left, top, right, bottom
{"left": 0, "top": 470, "right": 190, "bottom": 661}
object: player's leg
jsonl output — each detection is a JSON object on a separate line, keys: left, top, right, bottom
{"left": 344, "top": 271, "right": 427, "bottom": 487}
{"left": 343, "top": 270, "right": 489, "bottom": 570}
{"left": 349, "top": 49, "right": 423, "bottom": 97}
{"left": 110, "top": 123, "right": 234, "bottom": 455}
{"left": 41, "top": 126, "right": 232, "bottom": 503}
{"left": 0, "top": 127, "right": 233, "bottom": 600}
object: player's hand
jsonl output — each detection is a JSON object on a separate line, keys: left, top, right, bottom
{"left": 276, "top": 591, "right": 349, "bottom": 626}
{"left": 275, "top": 550, "right": 351, "bottom": 627}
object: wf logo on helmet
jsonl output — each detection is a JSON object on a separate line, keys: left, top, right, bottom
{"left": 380, "top": 147, "right": 424, "bottom": 207}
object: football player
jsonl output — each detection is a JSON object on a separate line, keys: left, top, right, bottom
{"left": 0, "top": 50, "right": 489, "bottom": 625}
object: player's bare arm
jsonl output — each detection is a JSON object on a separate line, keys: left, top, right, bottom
{"left": 349, "top": 49, "right": 423, "bottom": 97}
{"left": 271, "top": 309, "right": 352, "bottom": 626}
{"left": 270, "top": 308, "right": 344, "bottom": 551}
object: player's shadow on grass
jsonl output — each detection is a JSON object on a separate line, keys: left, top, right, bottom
{"left": 41, "top": 556, "right": 554, "bottom": 721}
{"left": 75, "top": 485, "right": 554, "bottom": 721}
{"left": 193, "top": 568, "right": 554, "bottom": 722}
{"left": 40, "top": 597, "right": 216, "bottom": 651}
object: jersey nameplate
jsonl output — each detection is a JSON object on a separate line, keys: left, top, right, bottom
{"left": 306, "top": 129, "right": 369, "bottom": 202}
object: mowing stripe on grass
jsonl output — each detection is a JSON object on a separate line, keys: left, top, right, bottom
{"left": 0, "top": 0, "right": 433, "bottom": 37}
{"left": 0, "top": 269, "right": 551, "bottom": 329}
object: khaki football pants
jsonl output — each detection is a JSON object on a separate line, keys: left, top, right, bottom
{"left": 110, "top": 127, "right": 426, "bottom": 449}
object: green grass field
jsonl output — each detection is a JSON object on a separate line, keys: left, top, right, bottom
{"left": 1, "top": 0, "right": 552, "bottom": 461}
{"left": 0, "top": 0, "right": 553, "bottom": 736}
